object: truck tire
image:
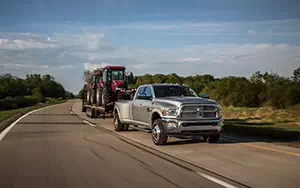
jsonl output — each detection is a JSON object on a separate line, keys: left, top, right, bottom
{"left": 151, "top": 119, "right": 168, "bottom": 145}
{"left": 113, "top": 112, "right": 124, "bottom": 131}
{"left": 124, "top": 124, "right": 129, "bottom": 131}
{"left": 207, "top": 135, "right": 220, "bottom": 143}
{"left": 96, "top": 87, "right": 103, "bottom": 106}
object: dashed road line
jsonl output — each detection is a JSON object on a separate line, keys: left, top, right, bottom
{"left": 197, "top": 172, "right": 238, "bottom": 188}
{"left": 79, "top": 119, "right": 245, "bottom": 188}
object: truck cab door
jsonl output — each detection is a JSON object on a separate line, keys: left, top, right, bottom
{"left": 132, "top": 86, "right": 145, "bottom": 124}
{"left": 139, "top": 86, "right": 153, "bottom": 126}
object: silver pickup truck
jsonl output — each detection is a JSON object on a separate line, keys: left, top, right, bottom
{"left": 113, "top": 83, "right": 224, "bottom": 145}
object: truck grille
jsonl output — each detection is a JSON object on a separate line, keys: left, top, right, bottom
{"left": 179, "top": 104, "right": 218, "bottom": 120}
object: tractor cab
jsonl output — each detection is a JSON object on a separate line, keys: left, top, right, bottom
{"left": 102, "top": 65, "right": 134, "bottom": 92}
{"left": 103, "top": 66, "right": 126, "bottom": 91}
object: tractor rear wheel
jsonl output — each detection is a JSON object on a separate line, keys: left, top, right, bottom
{"left": 96, "top": 87, "right": 103, "bottom": 106}
{"left": 90, "top": 89, "right": 96, "bottom": 105}
{"left": 102, "top": 87, "right": 111, "bottom": 107}
{"left": 86, "top": 88, "right": 91, "bottom": 105}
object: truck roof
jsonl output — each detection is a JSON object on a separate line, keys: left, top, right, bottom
{"left": 104, "top": 65, "right": 125, "bottom": 70}
{"left": 140, "top": 83, "right": 189, "bottom": 87}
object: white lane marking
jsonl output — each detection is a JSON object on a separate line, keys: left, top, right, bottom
{"left": 196, "top": 172, "right": 238, "bottom": 188}
{"left": 0, "top": 105, "right": 56, "bottom": 141}
{"left": 83, "top": 120, "right": 96, "bottom": 127}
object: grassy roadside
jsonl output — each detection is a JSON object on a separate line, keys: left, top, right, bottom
{"left": 222, "top": 104, "right": 300, "bottom": 140}
{"left": 0, "top": 99, "right": 67, "bottom": 132}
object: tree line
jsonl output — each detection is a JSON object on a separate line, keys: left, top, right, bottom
{"left": 131, "top": 67, "right": 300, "bottom": 109}
{"left": 0, "top": 73, "right": 74, "bottom": 110}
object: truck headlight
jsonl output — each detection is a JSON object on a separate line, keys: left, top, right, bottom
{"left": 216, "top": 105, "right": 223, "bottom": 118}
{"left": 162, "top": 108, "right": 178, "bottom": 117}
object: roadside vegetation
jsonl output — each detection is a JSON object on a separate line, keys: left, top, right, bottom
{"left": 0, "top": 73, "right": 74, "bottom": 111}
{"left": 0, "top": 73, "right": 73, "bottom": 131}
{"left": 0, "top": 98, "right": 66, "bottom": 124}
{"left": 117, "top": 67, "right": 300, "bottom": 139}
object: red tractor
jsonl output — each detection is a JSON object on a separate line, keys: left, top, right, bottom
{"left": 84, "top": 65, "right": 135, "bottom": 113}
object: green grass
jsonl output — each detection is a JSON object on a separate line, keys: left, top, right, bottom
{"left": 0, "top": 99, "right": 66, "bottom": 131}
{"left": 222, "top": 105, "right": 300, "bottom": 139}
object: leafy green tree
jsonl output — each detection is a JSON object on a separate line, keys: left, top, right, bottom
{"left": 292, "top": 67, "right": 300, "bottom": 82}
{"left": 32, "top": 88, "right": 43, "bottom": 102}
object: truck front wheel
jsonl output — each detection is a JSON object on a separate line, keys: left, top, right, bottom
{"left": 113, "top": 112, "right": 124, "bottom": 131}
{"left": 151, "top": 119, "right": 168, "bottom": 145}
{"left": 207, "top": 135, "right": 220, "bottom": 143}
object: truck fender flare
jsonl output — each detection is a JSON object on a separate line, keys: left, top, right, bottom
{"left": 113, "top": 106, "right": 123, "bottom": 122}
{"left": 150, "top": 109, "right": 163, "bottom": 126}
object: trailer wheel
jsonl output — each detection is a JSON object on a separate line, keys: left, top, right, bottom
{"left": 90, "top": 108, "right": 97, "bottom": 118}
{"left": 113, "top": 112, "right": 124, "bottom": 131}
{"left": 86, "top": 107, "right": 91, "bottom": 117}
{"left": 124, "top": 124, "right": 129, "bottom": 131}
{"left": 81, "top": 104, "right": 86, "bottom": 112}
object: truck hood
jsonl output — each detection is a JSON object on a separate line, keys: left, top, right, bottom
{"left": 154, "top": 96, "right": 216, "bottom": 107}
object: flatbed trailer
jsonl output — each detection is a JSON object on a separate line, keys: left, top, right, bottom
{"left": 83, "top": 104, "right": 108, "bottom": 119}
{"left": 81, "top": 98, "right": 114, "bottom": 119}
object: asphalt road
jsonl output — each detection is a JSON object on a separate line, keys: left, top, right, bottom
{"left": 71, "top": 100, "right": 300, "bottom": 188}
{"left": 0, "top": 101, "right": 244, "bottom": 188}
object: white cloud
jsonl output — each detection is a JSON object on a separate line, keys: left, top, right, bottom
{"left": 181, "top": 57, "right": 202, "bottom": 62}
{"left": 104, "top": 19, "right": 300, "bottom": 36}
{"left": 81, "top": 43, "right": 300, "bottom": 78}
{"left": 248, "top": 29, "right": 256, "bottom": 35}
{"left": 84, "top": 62, "right": 107, "bottom": 70}
{"left": 1, "top": 29, "right": 300, "bottom": 93}
{"left": 0, "top": 38, "right": 56, "bottom": 50}
{"left": 214, "top": 59, "right": 224, "bottom": 63}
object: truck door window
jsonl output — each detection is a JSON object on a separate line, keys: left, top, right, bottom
{"left": 144, "top": 87, "right": 152, "bottom": 97}
{"left": 136, "top": 86, "right": 146, "bottom": 99}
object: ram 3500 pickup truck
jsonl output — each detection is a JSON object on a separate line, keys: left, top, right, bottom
{"left": 113, "top": 83, "right": 224, "bottom": 145}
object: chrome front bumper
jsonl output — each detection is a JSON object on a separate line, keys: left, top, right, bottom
{"left": 161, "top": 117, "right": 224, "bottom": 136}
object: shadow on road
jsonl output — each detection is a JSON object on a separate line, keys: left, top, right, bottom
{"left": 29, "top": 114, "right": 76, "bottom": 116}
{"left": 17, "top": 122, "right": 87, "bottom": 125}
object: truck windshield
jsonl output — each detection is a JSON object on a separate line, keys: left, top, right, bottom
{"left": 153, "top": 85, "right": 198, "bottom": 98}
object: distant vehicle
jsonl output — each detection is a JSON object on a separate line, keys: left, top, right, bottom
{"left": 81, "top": 65, "right": 136, "bottom": 118}
{"left": 113, "top": 83, "right": 224, "bottom": 145}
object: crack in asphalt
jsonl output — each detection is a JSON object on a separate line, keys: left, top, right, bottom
{"left": 83, "top": 135, "right": 182, "bottom": 188}
{"left": 91, "top": 149, "right": 106, "bottom": 161}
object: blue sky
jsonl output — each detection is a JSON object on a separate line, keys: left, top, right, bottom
{"left": 1, "top": 0, "right": 300, "bottom": 93}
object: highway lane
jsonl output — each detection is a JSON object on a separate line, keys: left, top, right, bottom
{"left": 0, "top": 101, "right": 242, "bottom": 188}
{"left": 72, "top": 100, "right": 300, "bottom": 188}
